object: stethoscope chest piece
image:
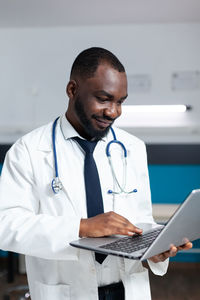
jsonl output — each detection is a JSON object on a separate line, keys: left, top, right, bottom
{"left": 52, "top": 177, "right": 63, "bottom": 194}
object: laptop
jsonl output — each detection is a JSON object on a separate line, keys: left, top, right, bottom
{"left": 70, "top": 189, "right": 200, "bottom": 261}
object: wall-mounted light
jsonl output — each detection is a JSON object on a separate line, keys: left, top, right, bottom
{"left": 122, "top": 105, "right": 191, "bottom": 113}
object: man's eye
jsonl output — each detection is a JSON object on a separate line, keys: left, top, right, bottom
{"left": 96, "top": 97, "right": 107, "bottom": 102}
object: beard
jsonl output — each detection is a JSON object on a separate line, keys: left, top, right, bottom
{"left": 74, "top": 96, "right": 114, "bottom": 140}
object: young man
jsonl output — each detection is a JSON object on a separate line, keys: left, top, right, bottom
{"left": 0, "top": 47, "right": 192, "bottom": 300}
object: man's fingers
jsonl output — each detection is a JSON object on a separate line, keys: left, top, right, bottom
{"left": 149, "top": 241, "right": 193, "bottom": 263}
{"left": 115, "top": 226, "right": 142, "bottom": 236}
{"left": 127, "top": 228, "right": 143, "bottom": 235}
{"left": 169, "top": 246, "right": 178, "bottom": 256}
{"left": 79, "top": 212, "right": 143, "bottom": 237}
{"left": 178, "top": 242, "right": 193, "bottom": 250}
{"left": 170, "top": 242, "right": 193, "bottom": 253}
{"left": 104, "top": 211, "right": 143, "bottom": 235}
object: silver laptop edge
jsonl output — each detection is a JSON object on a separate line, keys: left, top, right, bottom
{"left": 141, "top": 189, "right": 200, "bottom": 260}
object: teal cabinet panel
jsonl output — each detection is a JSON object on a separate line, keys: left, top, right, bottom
{"left": 148, "top": 165, "right": 200, "bottom": 204}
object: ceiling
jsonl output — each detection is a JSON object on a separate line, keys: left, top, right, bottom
{"left": 0, "top": 0, "right": 200, "bottom": 28}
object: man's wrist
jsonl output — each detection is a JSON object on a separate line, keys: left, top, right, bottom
{"left": 79, "top": 218, "right": 87, "bottom": 237}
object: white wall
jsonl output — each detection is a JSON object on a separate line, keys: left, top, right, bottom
{"left": 0, "top": 23, "right": 200, "bottom": 143}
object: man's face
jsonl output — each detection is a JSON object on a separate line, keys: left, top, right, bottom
{"left": 68, "top": 63, "right": 128, "bottom": 140}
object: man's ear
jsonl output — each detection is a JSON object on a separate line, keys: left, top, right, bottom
{"left": 66, "top": 80, "right": 78, "bottom": 99}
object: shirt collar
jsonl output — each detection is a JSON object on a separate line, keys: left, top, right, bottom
{"left": 60, "top": 114, "right": 82, "bottom": 140}
{"left": 60, "top": 114, "right": 108, "bottom": 142}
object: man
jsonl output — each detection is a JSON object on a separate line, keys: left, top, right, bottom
{"left": 0, "top": 47, "right": 192, "bottom": 300}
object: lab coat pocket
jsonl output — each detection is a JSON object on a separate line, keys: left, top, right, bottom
{"left": 35, "top": 281, "right": 71, "bottom": 300}
{"left": 123, "top": 267, "right": 151, "bottom": 300}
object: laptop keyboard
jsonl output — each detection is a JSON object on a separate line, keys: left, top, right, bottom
{"left": 99, "top": 228, "right": 162, "bottom": 253}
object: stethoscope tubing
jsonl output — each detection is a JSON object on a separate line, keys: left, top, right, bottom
{"left": 51, "top": 117, "right": 137, "bottom": 195}
{"left": 51, "top": 117, "right": 62, "bottom": 194}
{"left": 52, "top": 117, "right": 60, "bottom": 178}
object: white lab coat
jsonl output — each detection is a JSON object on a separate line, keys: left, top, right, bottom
{"left": 0, "top": 118, "right": 168, "bottom": 300}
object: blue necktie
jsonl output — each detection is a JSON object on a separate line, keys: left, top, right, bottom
{"left": 74, "top": 137, "right": 107, "bottom": 263}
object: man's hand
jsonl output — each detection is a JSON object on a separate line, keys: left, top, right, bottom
{"left": 149, "top": 242, "right": 193, "bottom": 263}
{"left": 79, "top": 211, "right": 143, "bottom": 237}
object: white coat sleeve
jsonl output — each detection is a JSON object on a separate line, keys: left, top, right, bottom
{"left": 147, "top": 258, "right": 169, "bottom": 276}
{"left": 0, "top": 139, "right": 80, "bottom": 260}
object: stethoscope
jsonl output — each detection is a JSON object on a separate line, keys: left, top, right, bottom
{"left": 51, "top": 117, "right": 137, "bottom": 195}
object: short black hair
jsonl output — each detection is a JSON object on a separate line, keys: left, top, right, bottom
{"left": 70, "top": 47, "right": 125, "bottom": 79}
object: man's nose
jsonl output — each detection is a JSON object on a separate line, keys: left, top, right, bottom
{"left": 104, "top": 103, "right": 121, "bottom": 119}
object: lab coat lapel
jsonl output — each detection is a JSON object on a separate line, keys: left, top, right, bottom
{"left": 37, "top": 123, "right": 81, "bottom": 217}
{"left": 58, "top": 156, "right": 85, "bottom": 218}
{"left": 52, "top": 128, "right": 86, "bottom": 218}
{"left": 51, "top": 153, "right": 83, "bottom": 216}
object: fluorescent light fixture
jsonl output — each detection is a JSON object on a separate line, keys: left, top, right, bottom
{"left": 122, "top": 105, "right": 190, "bottom": 113}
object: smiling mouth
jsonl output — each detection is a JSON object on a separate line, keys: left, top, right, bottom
{"left": 94, "top": 117, "right": 113, "bottom": 128}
